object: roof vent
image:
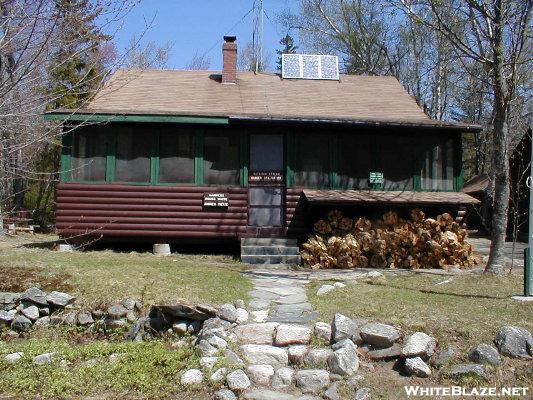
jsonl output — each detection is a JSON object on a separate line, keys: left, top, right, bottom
{"left": 282, "top": 54, "right": 339, "bottom": 80}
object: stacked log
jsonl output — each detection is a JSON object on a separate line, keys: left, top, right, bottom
{"left": 301, "top": 209, "right": 478, "bottom": 270}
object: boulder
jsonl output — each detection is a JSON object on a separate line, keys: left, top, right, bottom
{"left": 11, "top": 314, "right": 32, "bottom": 332}
{"left": 0, "top": 292, "right": 20, "bottom": 310}
{"left": 271, "top": 367, "right": 295, "bottom": 389}
{"left": 367, "top": 271, "right": 383, "bottom": 278}
{"left": 250, "top": 310, "right": 269, "bottom": 323}
{"left": 401, "top": 332, "right": 436, "bottom": 359}
{"left": 4, "top": 352, "right": 23, "bottom": 364}
{"left": 171, "top": 319, "right": 189, "bottom": 335}
{"left": 188, "top": 320, "right": 203, "bottom": 334}
{"left": 324, "top": 382, "right": 341, "bottom": 400}
{"left": 246, "top": 364, "right": 275, "bottom": 386}
{"left": 494, "top": 326, "right": 533, "bottom": 359}
{"left": 367, "top": 344, "right": 402, "bottom": 361}
{"left": 448, "top": 364, "right": 488, "bottom": 381}
{"left": 207, "top": 334, "right": 228, "bottom": 350}
{"left": 234, "top": 299, "right": 246, "bottom": 309}
{"left": 33, "top": 352, "right": 55, "bottom": 365}
{"left": 197, "top": 339, "right": 218, "bottom": 357}
{"left": 45, "top": 291, "right": 75, "bottom": 307}
{"left": 331, "top": 313, "right": 357, "bottom": 342}
{"left": 243, "top": 390, "right": 299, "bottom": 400}
{"left": 0, "top": 309, "right": 15, "bottom": 326}
{"left": 234, "top": 322, "right": 279, "bottom": 345}
{"left": 218, "top": 304, "right": 239, "bottom": 323}
{"left": 225, "top": 349, "right": 245, "bottom": 367}
{"left": 181, "top": 369, "right": 204, "bottom": 385}
{"left": 354, "top": 388, "right": 371, "bottom": 400}
{"left": 34, "top": 316, "right": 51, "bottom": 327}
{"left": 468, "top": 343, "right": 502, "bottom": 365}
{"left": 328, "top": 339, "right": 359, "bottom": 376}
{"left": 215, "top": 389, "right": 237, "bottom": 400}
{"left": 404, "top": 357, "right": 431, "bottom": 378}
{"left": 314, "top": 321, "right": 332, "bottom": 343}
{"left": 288, "top": 345, "right": 309, "bottom": 365}
{"left": 305, "top": 348, "right": 333, "bottom": 367}
{"left": 360, "top": 322, "right": 401, "bottom": 348}
{"left": 200, "top": 356, "right": 219, "bottom": 369}
{"left": 333, "top": 282, "right": 346, "bottom": 289}
{"left": 226, "top": 369, "right": 251, "bottom": 392}
{"left": 430, "top": 347, "right": 455, "bottom": 369}
{"left": 121, "top": 298, "right": 137, "bottom": 310}
{"left": 150, "top": 303, "right": 216, "bottom": 322}
{"left": 107, "top": 304, "right": 128, "bottom": 319}
{"left": 295, "top": 369, "right": 330, "bottom": 394}
{"left": 77, "top": 313, "right": 94, "bottom": 326}
{"left": 240, "top": 344, "right": 289, "bottom": 367}
{"left": 210, "top": 367, "right": 228, "bottom": 383}
{"left": 21, "top": 287, "right": 48, "bottom": 306}
{"left": 317, "top": 285, "right": 335, "bottom": 296}
{"left": 236, "top": 308, "right": 249, "bottom": 324}
{"left": 274, "top": 324, "right": 313, "bottom": 346}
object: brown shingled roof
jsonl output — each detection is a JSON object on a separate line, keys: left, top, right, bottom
{"left": 82, "top": 69, "right": 424, "bottom": 122}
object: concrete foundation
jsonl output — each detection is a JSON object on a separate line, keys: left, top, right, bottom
{"left": 153, "top": 243, "right": 171, "bottom": 256}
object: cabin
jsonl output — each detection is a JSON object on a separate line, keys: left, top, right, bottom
{"left": 46, "top": 36, "right": 481, "bottom": 263}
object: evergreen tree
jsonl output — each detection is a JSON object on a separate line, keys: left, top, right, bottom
{"left": 276, "top": 34, "right": 298, "bottom": 71}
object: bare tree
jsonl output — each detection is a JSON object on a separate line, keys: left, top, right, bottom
{"left": 185, "top": 52, "right": 211, "bottom": 70}
{"left": 123, "top": 35, "right": 173, "bottom": 70}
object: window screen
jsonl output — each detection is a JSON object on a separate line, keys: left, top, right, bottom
{"left": 71, "top": 129, "right": 107, "bottom": 181}
{"left": 294, "top": 132, "right": 330, "bottom": 187}
{"left": 376, "top": 134, "right": 415, "bottom": 190}
{"left": 338, "top": 133, "right": 373, "bottom": 189}
{"left": 158, "top": 130, "right": 194, "bottom": 183}
{"left": 417, "top": 135, "right": 455, "bottom": 191}
{"left": 203, "top": 133, "right": 240, "bottom": 185}
{"left": 115, "top": 127, "right": 151, "bottom": 182}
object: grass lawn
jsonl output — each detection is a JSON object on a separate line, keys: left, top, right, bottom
{"left": 0, "top": 234, "right": 252, "bottom": 307}
{"left": 309, "top": 272, "right": 533, "bottom": 399}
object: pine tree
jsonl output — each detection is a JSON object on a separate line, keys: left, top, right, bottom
{"left": 276, "top": 34, "right": 298, "bottom": 71}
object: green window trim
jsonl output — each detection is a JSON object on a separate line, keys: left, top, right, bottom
{"left": 46, "top": 113, "right": 229, "bottom": 125}
{"left": 150, "top": 132, "right": 159, "bottom": 184}
{"left": 194, "top": 130, "right": 204, "bottom": 185}
{"left": 285, "top": 131, "right": 295, "bottom": 188}
{"left": 240, "top": 130, "right": 249, "bottom": 187}
{"left": 60, "top": 132, "right": 72, "bottom": 182}
{"left": 105, "top": 130, "right": 116, "bottom": 183}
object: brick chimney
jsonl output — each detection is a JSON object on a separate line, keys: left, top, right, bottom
{"left": 222, "top": 36, "right": 237, "bottom": 84}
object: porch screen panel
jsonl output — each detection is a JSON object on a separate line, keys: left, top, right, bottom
{"left": 71, "top": 129, "right": 107, "bottom": 181}
{"left": 376, "top": 134, "right": 415, "bottom": 190}
{"left": 203, "top": 133, "right": 240, "bottom": 185}
{"left": 338, "top": 133, "right": 373, "bottom": 189}
{"left": 115, "top": 127, "right": 151, "bottom": 182}
{"left": 416, "top": 134, "right": 455, "bottom": 191}
{"left": 159, "top": 129, "right": 194, "bottom": 183}
{"left": 294, "top": 132, "right": 330, "bottom": 187}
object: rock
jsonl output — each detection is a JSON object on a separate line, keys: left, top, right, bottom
{"left": 45, "top": 291, "right": 75, "bottom": 307}
{"left": 354, "top": 387, "right": 371, "bottom": 400}
{"left": 0, "top": 310, "right": 15, "bottom": 326}
{"left": 104, "top": 318, "right": 127, "bottom": 330}
{"left": 295, "top": 369, "right": 330, "bottom": 394}
{"left": 448, "top": 364, "right": 488, "bottom": 381}
{"left": 21, "top": 287, "right": 48, "bottom": 306}
{"left": 200, "top": 356, "right": 219, "bottom": 369}
{"left": 218, "top": 304, "right": 239, "bottom": 323}
{"left": 210, "top": 367, "right": 228, "bottom": 383}
{"left": 331, "top": 313, "right": 357, "bottom": 342}
{"left": 4, "top": 329, "right": 19, "bottom": 339}
{"left": 246, "top": 364, "right": 275, "bottom": 386}
{"left": 226, "top": 369, "right": 251, "bottom": 392}
{"left": 126, "top": 311, "right": 137, "bottom": 323}
{"left": 33, "top": 352, "right": 55, "bottom": 365}
{"left": 367, "top": 343, "right": 402, "bottom": 361}
{"left": 288, "top": 345, "right": 309, "bottom": 365}
{"left": 121, "top": 298, "right": 137, "bottom": 310}
{"left": 172, "top": 319, "right": 189, "bottom": 335}
{"left": 346, "top": 374, "right": 365, "bottom": 387}
{"left": 272, "top": 367, "right": 295, "bottom": 389}
{"left": 236, "top": 308, "right": 249, "bottom": 324}
{"left": 430, "top": 347, "right": 456, "bottom": 369}
{"left": 39, "top": 307, "right": 50, "bottom": 316}
{"left": 181, "top": 369, "right": 204, "bottom": 385}
{"left": 240, "top": 344, "right": 289, "bottom": 367}
{"left": 235, "top": 322, "right": 279, "bottom": 345}
{"left": 494, "top": 326, "right": 533, "bottom": 359}
{"left": 305, "top": 348, "right": 333, "bottom": 367}
{"left": 367, "top": 271, "right": 383, "bottom": 278}
{"left": 225, "top": 349, "right": 245, "bottom": 367}
{"left": 0, "top": 292, "right": 20, "bottom": 310}
{"left": 107, "top": 304, "right": 128, "bottom": 319}
{"left": 243, "top": 390, "right": 299, "bottom": 400}
{"left": 5, "top": 352, "right": 23, "bottom": 363}
{"left": 404, "top": 357, "right": 431, "bottom": 378}
{"left": 150, "top": 303, "right": 216, "bottom": 322}
{"left": 250, "top": 310, "right": 269, "bottom": 323}
{"left": 91, "top": 309, "right": 105, "bottom": 320}
{"left": 328, "top": 339, "right": 359, "bottom": 376}
{"left": 188, "top": 320, "right": 203, "bottom": 334}
{"left": 197, "top": 339, "right": 218, "bottom": 357}
{"left": 360, "top": 322, "right": 401, "bottom": 348}
{"left": 401, "top": 332, "right": 436, "bottom": 359}
{"left": 11, "top": 314, "right": 32, "bottom": 332}
{"left": 34, "top": 316, "right": 51, "bottom": 327}
{"left": 215, "top": 389, "right": 237, "bottom": 400}
{"left": 324, "top": 382, "right": 341, "bottom": 400}
{"left": 333, "top": 282, "right": 346, "bottom": 289}
{"left": 317, "top": 285, "right": 335, "bottom": 296}
{"left": 234, "top": 299, "right": 246, "bottom": 309}
{"left": 108, "top": 353, "right": 126, "bottom": 363}
{"left": 468, "top": 343, "right": 501, "bottom": 365}
{"left": 314, "top": 321, "right": 332, "bottom": 343}
{"left": 62, "top": 312, "right": 78, "bottom": 325}
{"left": 275, "top": 324, "right": 313, "bottom": 346}
{"left": 208, "top": 334, "right": 228, "bottom": 350}
{"left": 77, "top": 312, "right": 94, "bottom": 326}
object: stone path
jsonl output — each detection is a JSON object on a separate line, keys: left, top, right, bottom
{"left": 244, "top": 268, "right": 319, "bottom": 325}
{"left": 469, "top": 237, "right": 527, "bottom": 270}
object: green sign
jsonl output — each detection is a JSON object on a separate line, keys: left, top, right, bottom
{"left": 369, "top": 172, "right": 384, "bottom": 184}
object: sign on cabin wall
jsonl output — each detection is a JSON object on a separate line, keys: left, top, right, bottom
{"left": 249, "top": 172, "right": 284, "bottom": 184}
{"left": 203, "top": 193, "right": 229, "bottom": 208}
{"left": 369, "top": 172, "right": 384, "bottom": 185}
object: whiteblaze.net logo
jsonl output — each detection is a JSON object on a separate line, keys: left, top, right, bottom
{"left": 404, "top": 386, "right": 530, "bottom": 397}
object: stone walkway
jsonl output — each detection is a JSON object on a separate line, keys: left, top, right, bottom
{"left": 244, "top": 268, "right": 319, "bottom": 325}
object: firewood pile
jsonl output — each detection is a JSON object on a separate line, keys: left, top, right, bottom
{"left": 300, "top": 209, "right": 478, "bottom": 270}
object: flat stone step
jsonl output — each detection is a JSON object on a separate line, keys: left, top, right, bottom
{"left": 241, "top": 255, "right": 301, "bottom": 265}
{"left": 241, "top": 238, "right": 298, "bottom": 246}
{"left": 241, "top": 246, "right": 300, "bottom": 256}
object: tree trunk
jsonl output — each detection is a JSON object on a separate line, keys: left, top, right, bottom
{"left": 485, "top": 0, "right": 510, "bottom": 274}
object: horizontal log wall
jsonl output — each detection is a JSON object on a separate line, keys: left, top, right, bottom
{"left": 56, "top": 183, "right": 249, "bottom": 240}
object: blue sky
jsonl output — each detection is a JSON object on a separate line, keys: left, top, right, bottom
{"left": 113, "top": 0, "right": 298, "bottom": 71}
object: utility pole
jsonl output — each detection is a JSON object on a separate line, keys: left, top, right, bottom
{"left": 525, "top": 133, "right": 533, "bottom": 296}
